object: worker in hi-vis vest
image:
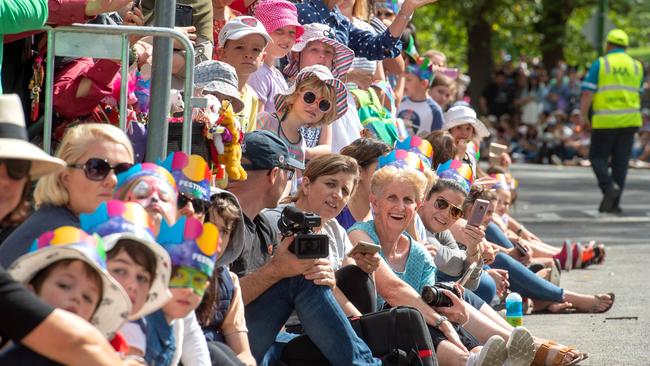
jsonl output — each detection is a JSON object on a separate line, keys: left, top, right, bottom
{"left": 580, "top": 28, "right": 644, "bottom": 214}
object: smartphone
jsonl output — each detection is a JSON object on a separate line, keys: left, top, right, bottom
{"left": 457, "top": 262, "right": 477, "bottom": 287}
{"left": 513, "top": 240, "right": 529, "bottom": 256}
{"left": 175, "top": 4, "right": 193, "bottom": 27}
{"left": 488, "top": 142, "right": 508, "bottom": 166}
{"left": 467, "top": 199, "right": 489, "bottom": 227}
{"left": 347, "top": 241, "right": 381, "bottom": 257}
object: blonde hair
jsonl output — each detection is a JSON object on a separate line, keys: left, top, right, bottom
{"left": 352, "top": 0, "right": 370, "bottom": 21}
{"left": 284, "top": 76, "right": 339, "bottom": 126}
{"left": 34, "top": 124, "right": 134, "bottom": 208}
{"left": 282, "top": 154, "right": 359, "bottom": 203}
{"left": 370, "top": 166, "right": 429, "bottom": 202}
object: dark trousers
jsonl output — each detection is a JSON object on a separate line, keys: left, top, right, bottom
{"left": 589, "top": 127, "right": 638, "bottom": 193}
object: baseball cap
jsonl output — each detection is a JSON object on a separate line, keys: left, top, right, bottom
{"left": 241, "top": 130, "right": 305, "bottom": 171}
{"left": 606, "top": 29, "right": 629, "bottom": 47}
{"left": 218, "top": 16, "right": 272, "bottom": 49}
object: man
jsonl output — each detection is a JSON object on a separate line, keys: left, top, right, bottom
{"left": 580, "top": 28, "right": 644, "bottom": 213}
{"left": 227, "top": 131, "right": 380, "bottom": 365}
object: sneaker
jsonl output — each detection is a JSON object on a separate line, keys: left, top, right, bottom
{"left": 506, "top": 327, "right": 536, "bottom": 366}
{"left": 466, "top": 336, "right": 508, "bottom": 366}
{"left": 553, "top": 240, "right": 573, "bottom": 271}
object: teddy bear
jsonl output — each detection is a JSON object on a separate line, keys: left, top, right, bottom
{"left": 216, "top": 100, "right": 247, "bottom": 181}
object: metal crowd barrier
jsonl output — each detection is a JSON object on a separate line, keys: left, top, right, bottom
{"left": 42, "top": 23, "right": 197, "bottom": 155}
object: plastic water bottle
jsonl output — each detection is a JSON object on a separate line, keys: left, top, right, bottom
{"left": 505, "top": 292, "right": 523, "bottom": 327}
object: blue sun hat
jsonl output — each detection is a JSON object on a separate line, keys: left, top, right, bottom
{"left": 80, "top": 200, "right": 172, "bottom": 320}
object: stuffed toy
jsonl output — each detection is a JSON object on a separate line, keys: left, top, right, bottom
{"left": 217, "top": 100, "right": 246, "bottom": 181}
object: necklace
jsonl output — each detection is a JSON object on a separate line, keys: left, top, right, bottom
{"left": 275, "top": 113, "right": 301, "bottom": 145}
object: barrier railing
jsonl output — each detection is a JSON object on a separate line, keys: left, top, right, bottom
{"left": 42, "top": 24, "right": 198, "bottom": 155}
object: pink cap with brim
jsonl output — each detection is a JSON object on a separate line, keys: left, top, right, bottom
{"left": 254, "top": 0, "right": 304, "bottom": 42}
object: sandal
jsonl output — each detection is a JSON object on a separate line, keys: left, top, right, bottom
{"left": 573, "top": 292, "right": 615, "bottom": 313}
{"left": 532, "top": 341, "right": 587, "bottom": 366}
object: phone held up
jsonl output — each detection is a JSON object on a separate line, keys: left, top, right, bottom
{"left": 467, "top": 199, "right": 489, "bottom": 227}
{"left": 347, "top": 241, "right": 381, "bottom": 257}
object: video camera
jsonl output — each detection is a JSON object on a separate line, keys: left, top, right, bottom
{"left": 421, "top": 282, "right": 462, "bottom": 307}
{"left": 277, "top": 206, "right": 329, "bottom": 259}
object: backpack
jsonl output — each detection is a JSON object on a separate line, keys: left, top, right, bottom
{"left": 351, "top": 88, "right": 400, "bottom": 146}
{"left": 279, "top": 306, "right": 437, "bottom": 366}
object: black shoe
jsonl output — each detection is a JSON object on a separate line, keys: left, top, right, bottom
{"left": 599, "top": 184, "right": 621, "bottom": 213}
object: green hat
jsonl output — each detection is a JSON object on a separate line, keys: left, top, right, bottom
{"left": 606, "top": 29, "right": 629, "bottom": 47}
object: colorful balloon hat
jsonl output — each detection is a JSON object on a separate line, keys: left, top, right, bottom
{"left": 115, "top": 162, "right": 177, "bottom": 195}
{"left": 489, "top": 173, "right": 517, "bottom": 191}
{"left": 8, "top": 227, "right": 131, "bottom": 339}
{"left": 436, "top": 159, "right": 474, "bottom": 193}
{"left": 80, "top": 200, "right": 172, "bottom": 320}
{"left": 157, "top": 216, "right": 220, "bottom": 278}
{"left": 395, "top": 136, "right": 433, "bottom": 167}
{"left": 406, "top": 57, "right": 436, "bottom": 86}
{"left": 158, "top": 152, "right": 211, "bottom": 202}
{"left": 378, "top": 149, "right": 426, "bottom": 172}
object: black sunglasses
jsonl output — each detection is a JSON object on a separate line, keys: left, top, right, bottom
{"left": 303, "top": 91, "right": 332, "bottom": 113}
{"left": 433, "top": 197, "right": 464, "bottom": 219}
{"left": 0, "top": 159, "right": 31, "bottom": 181}
{"left": 178, "top": 193, "right": 210, "bottom": 214}
{"left": 68, "top": 158, "right": 133, "bottom": 182}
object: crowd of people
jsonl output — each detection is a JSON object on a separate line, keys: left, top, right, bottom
{"left": 0, "top": 0, "right": 633, "bottom": 365}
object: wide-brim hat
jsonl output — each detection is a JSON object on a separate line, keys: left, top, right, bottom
{"left": 8, "top": 227, "right": 131, "bottom": 339}
{"left": 284, "top": 23, "right": 354, "bottom": 79}
{"left": 194, "top": 61, "right": 245, "bottom": 114}
{"left": 274, "top": 64, "right": 348, "bottom": 121}
{"left": 0, "top": 94, "right": 65, "bottom": 179}
{"left": 442, "top": 105, "right": 490, "bottom": 139}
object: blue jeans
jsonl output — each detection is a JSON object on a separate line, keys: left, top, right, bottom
{"left": 245, "top": 275, "right": 381, "bottom": 365}
{"left": 474, "top": 270, "right": 498, "bottom": 304}
{"left": 486, "top": 222, "right": 513, "bottom": 249}
{"left": 491, "top": 253, "right": 564, "bottom": 302}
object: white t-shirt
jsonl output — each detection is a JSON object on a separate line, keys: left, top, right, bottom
{"left": 331, "top": 92, "right": 363, "bottom": 153}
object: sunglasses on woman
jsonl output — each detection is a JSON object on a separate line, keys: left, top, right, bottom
{"left": 302, "top": 91, "right": 332, "bottom": 112}
{"left": 68, "top": 158, "right": 133, "bottom": 181}
{"left": 433, "top": 197, "right": 464, "bottom": 219}
{"left": 177, "top": 193, "right": 210, "bottom": 214}
{"left": 0, "top": 159, "right": 31, "bottom": 181}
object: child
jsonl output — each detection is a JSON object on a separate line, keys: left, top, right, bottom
{"left": 217, "top": 16, "right": 272, "bottom": 133}
{"left": 80, "top": 200, "right": 173, "bottom": 356}
{"left": 159, "top": 152, "right": 212, "bottom": 222}
{"left": 248, "top": 0, "right": 304, "bottom": 113}
{"left": 2, "top": 227, "right": 131, "bottom": 362}
{"left": 428, "top": 73, "right": 454, "bottom": 111}
{"left": 198, "top": 189, "right": 255, "bottom": 366}
{"left": 442, "top": 105, "right": 491, "bottom": 174}
{"left": 194, "top": 60, "right": 246, "bottom": 114}
{"left": 144, "top": 216, "right": 219, "bottom": 366}
{"left": 255, "top": 64, "right": 347, "bottom": 166}
{"left": 397, "top": 57, "right": 445, "bottom": 136}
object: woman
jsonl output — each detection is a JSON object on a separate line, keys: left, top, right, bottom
{"left": 0, "top": 123, "right": 134, "bottom": 267}
{"left": 337, "top": 138, "right": 392, "bottom": 229}
{"left": 464, "top": 187, "right": 615, "bottom": 315}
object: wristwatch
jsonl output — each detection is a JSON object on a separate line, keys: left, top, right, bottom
{"left": 433, "top": 315, "right": 448, "bottom": 328}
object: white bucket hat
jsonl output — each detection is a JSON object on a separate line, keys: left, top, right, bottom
{"left": 80, "top": 200, "right": 172, "bottom": 321}
{"left": 442, "top": 105, "right": 490, "bottom": 139}
{"left": 0, "top": 94, "right": 65, "bottom": 179}
{"left": 284, "top": 23, "right": 354, "bottom": 79}
{"left": 274, "top": 64, "right": 348, "bottom": 120}
{"left": 8, "top": 227, "right": 132, "bottom": 339}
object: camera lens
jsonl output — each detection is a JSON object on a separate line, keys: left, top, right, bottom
{"left": 421, "top": 285, "right": 453, "bottom": 307}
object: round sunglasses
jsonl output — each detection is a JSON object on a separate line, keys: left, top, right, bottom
{"left": 302, "top": 91, "right": 332, "bottom": 112}
{"left": 178, "top": 193, "right": 210, "bottom": 214}
{"left": 433, "top": 197, "right": 464, "bottom": 219}
{"left": 68, "top": 158, "right": 133, "bottom": 181}
{"left": 0, "top": 159, "right": 31, "bottom": 181}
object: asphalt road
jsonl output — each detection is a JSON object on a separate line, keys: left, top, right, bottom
{"left": 506, "top": 163, "right": 650, "bottom": 366}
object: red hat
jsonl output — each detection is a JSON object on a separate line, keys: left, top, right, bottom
{"left": 254, "top": 0, "right": 304, "bottom": 42}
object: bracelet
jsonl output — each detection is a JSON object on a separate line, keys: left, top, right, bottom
{"left": 396, "top": 10, "right": 413, "bottom": 21}
{"left": 432, "top": 315, "right": 448, "bottom": 328}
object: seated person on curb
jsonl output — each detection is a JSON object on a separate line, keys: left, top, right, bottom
{"left": 227, "top": 130, "right": 381, "bottom": 365}
{"left": 199, "top": 189, "right": 256, "bottom": 366}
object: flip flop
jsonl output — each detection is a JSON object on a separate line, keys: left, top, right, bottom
{"left": 590, "top": 292, "right": 615, "bottom": 313}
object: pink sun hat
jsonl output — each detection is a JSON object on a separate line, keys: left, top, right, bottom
{"left": 254, "top": 0, "right": 305, "bottom": 43}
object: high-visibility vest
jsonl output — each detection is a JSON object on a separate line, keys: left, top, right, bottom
{"left": 592, "top": 52, "right": 643, "bottom": 129}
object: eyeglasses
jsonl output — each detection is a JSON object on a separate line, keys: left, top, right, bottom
{"left": 0, "top": 159, "right": 31, "bottom": 181}
{"left": 433, "top": 197, "right": 464, "bottom": 219}
{"left": 177, "top": 193, "right": 210, "bottom": 214}
{"left": 267, "top": 166, "right": 295, "bottom": 180}
{"left": 169, "top": 267, "right": 210, "bottom": 296}
{"left": 68, "top": 158, "right": 132, "bottom": 182}
{"left": 375, "top": 10, "right": 395, "bottom": 18}
{"left": 129, "top": 178, "right": 175, "bottom": 203}
{"left": 302, "top": 91, "right": 331, "bottom": 113}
